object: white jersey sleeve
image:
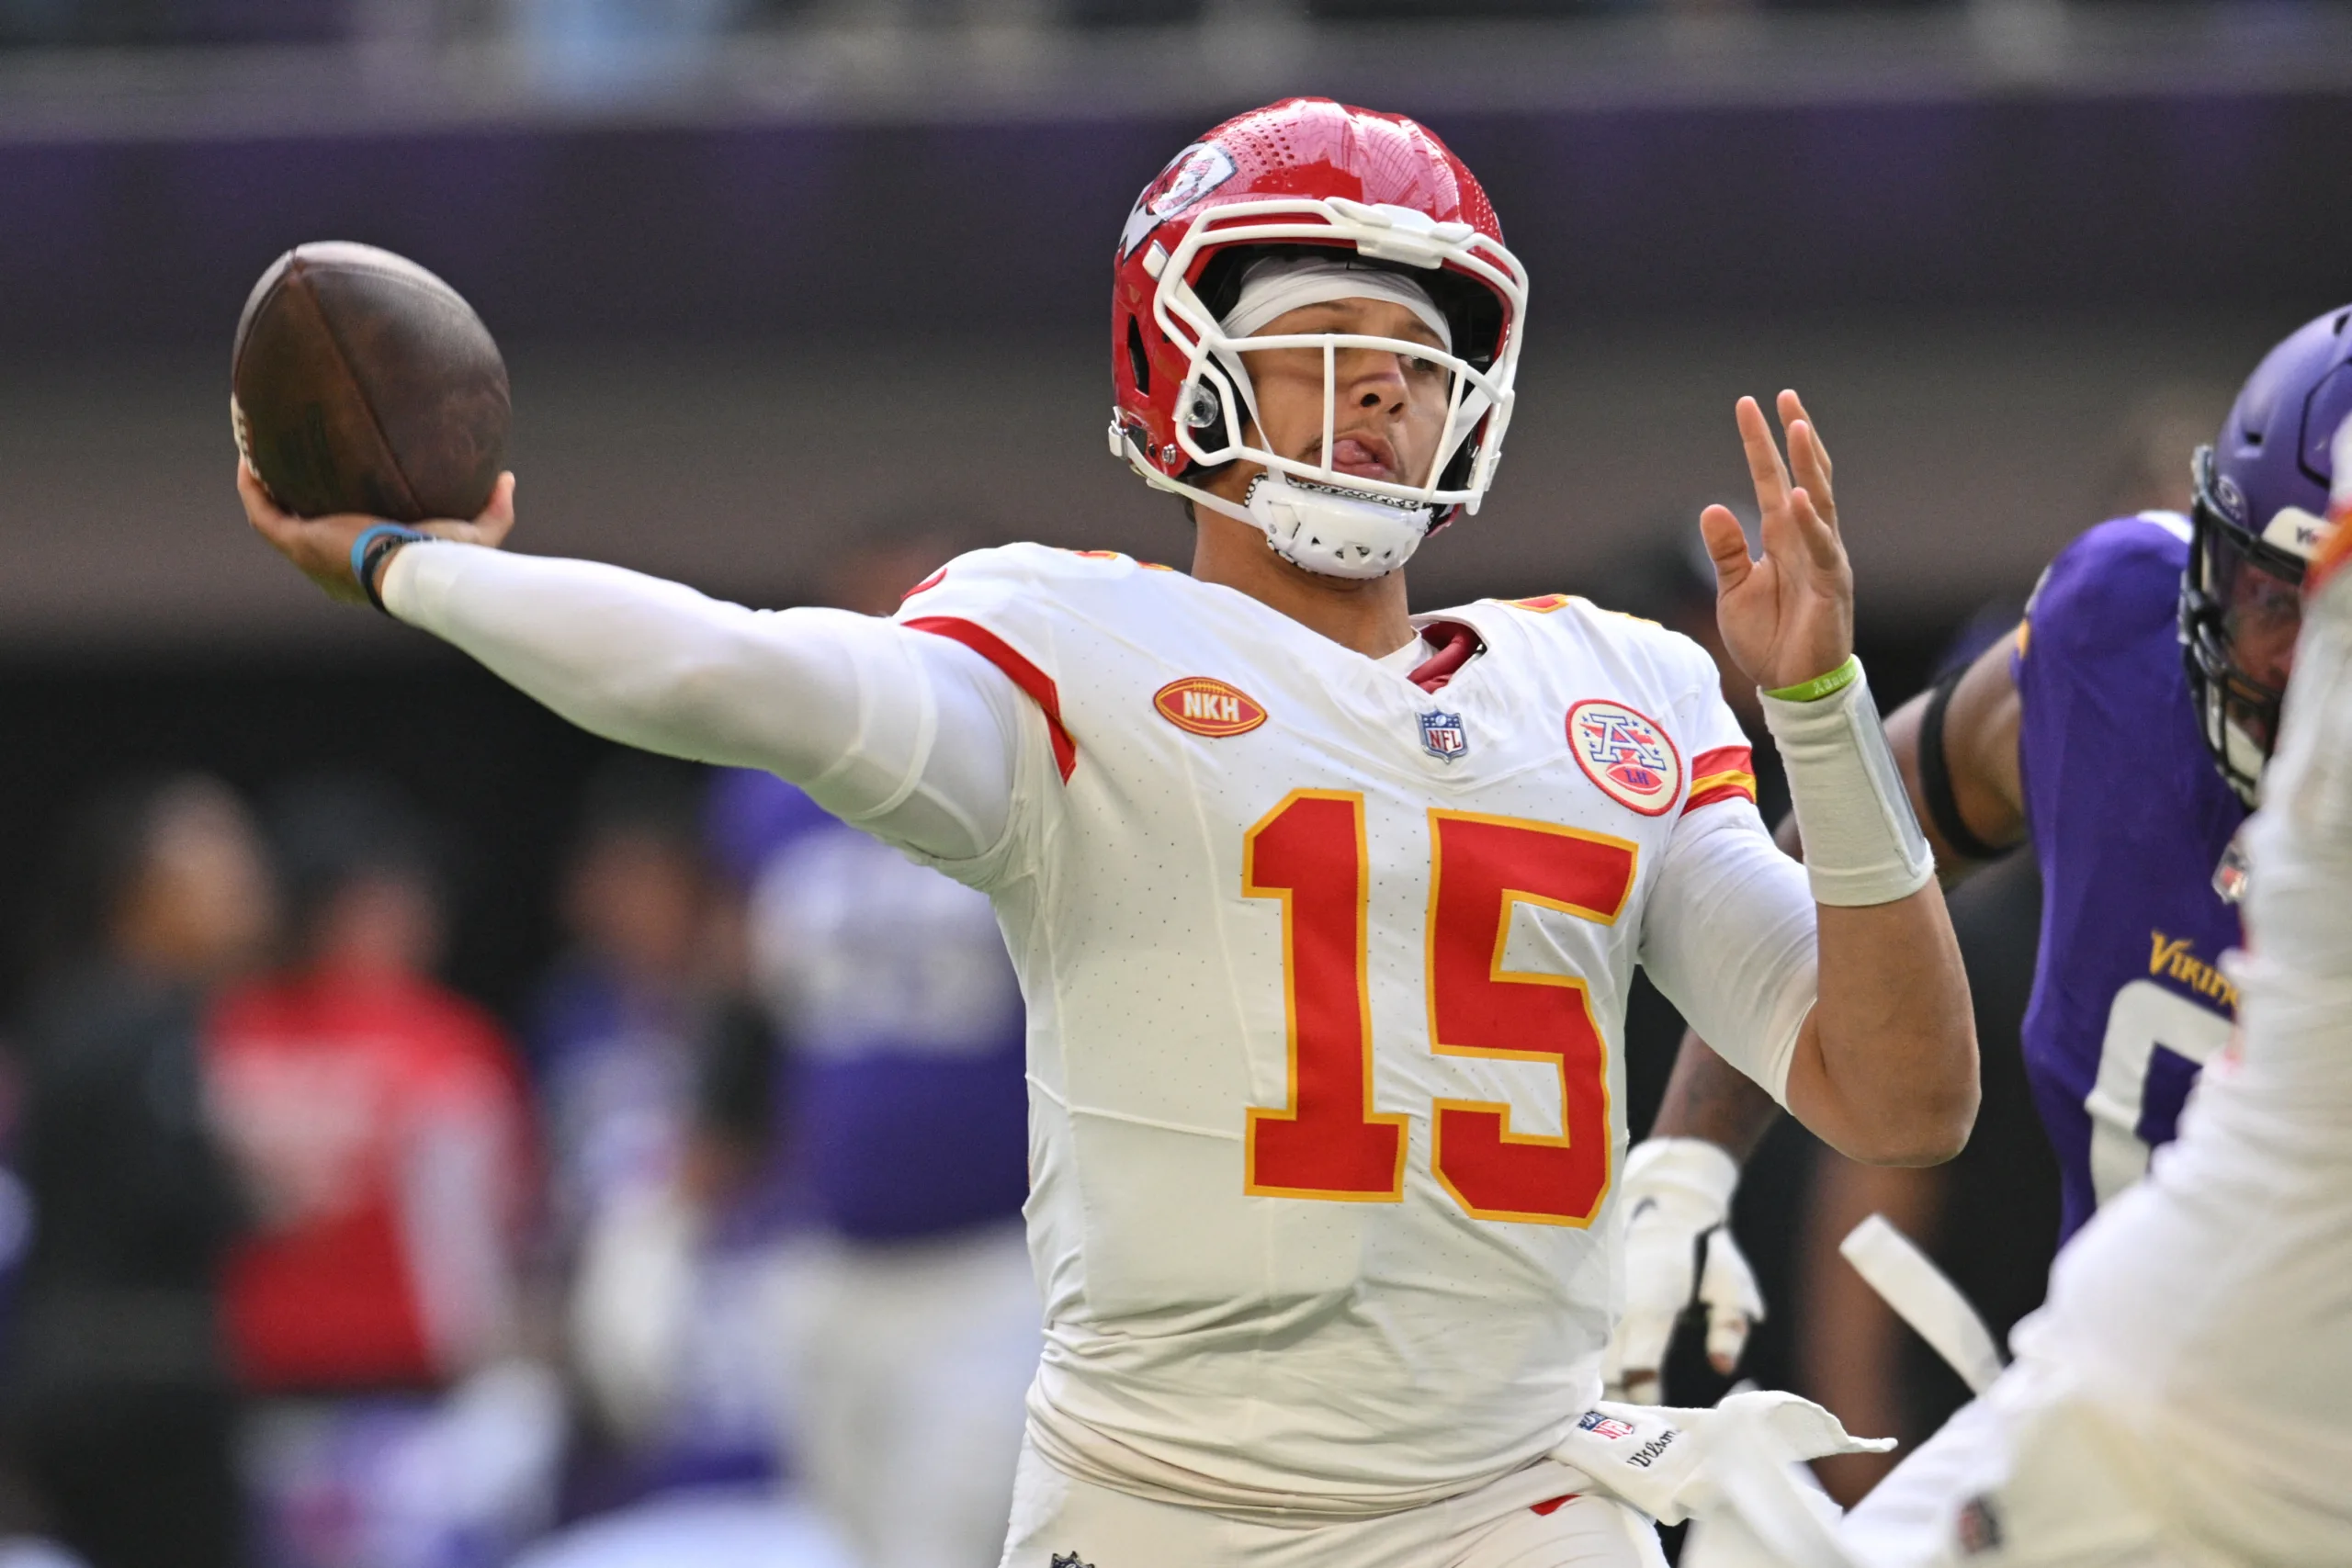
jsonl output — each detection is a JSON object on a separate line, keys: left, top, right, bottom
{"left": 380, "top": 541, "right": 1035, "bottom": 862}
{"left": 1634, "top": 644, "right": 1816, "bottom": 1105}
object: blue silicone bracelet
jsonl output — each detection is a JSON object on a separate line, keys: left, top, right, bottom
{"left": 349, "top": 524, "right": 429, "bottom": 614}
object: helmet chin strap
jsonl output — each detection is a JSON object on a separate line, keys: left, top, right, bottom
{"left": 1208, "top": 469, "right": 1435, "bottom": 580}
{"left": 2221, "top": 713, "right": 2267, "bottom": 807}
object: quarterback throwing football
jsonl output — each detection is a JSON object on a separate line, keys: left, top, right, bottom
{"left": 243, "top": 99, "right": 1975, "bottom": 1567}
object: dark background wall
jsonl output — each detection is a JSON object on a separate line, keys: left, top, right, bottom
{"left": 7, "top": 89, "right": 2352, "bottom": 351}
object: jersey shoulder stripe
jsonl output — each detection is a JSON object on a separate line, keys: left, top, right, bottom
{"left": 1686, "top": 744, "right": 1758, "bottom": 810}
{"left": 904, "top": 615, "right": 1078, "bottom": 781}
{"left": 894, "top": 542, "right": 1142, "bottom": 784}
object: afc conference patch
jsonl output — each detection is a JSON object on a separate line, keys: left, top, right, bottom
{"left": 1419, "top": 709, "right": 1469, "bottom": 761}
{"left": 1576, "top": 1411, "right": 1636, "bottom": 1440}
{"left": 1566, "top": 699, "right": 1681, "bottom": 816}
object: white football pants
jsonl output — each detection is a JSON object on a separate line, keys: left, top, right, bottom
{"left": 998, "top": 1440, "right": 1667, "bottom": 1568}
{"left": 783, "top": 1220, "right": 1039, "bottom": 1568}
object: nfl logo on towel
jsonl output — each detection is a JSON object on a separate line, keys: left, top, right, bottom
{"left": 1419, "top": 710, "right": 1469, "bottom": 761}
{"left": 1577, "top": 1411, "right": 1636, "bottom": 1440}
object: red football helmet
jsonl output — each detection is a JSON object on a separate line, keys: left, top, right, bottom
{"left": 1109, "top": 98, "right": 1528, "bottom": 578}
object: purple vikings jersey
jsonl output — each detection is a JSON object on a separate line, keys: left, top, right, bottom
{"left": 2015, "top": 513, "right": 2246, "bottom": 1244}
{"left": 707, "top": 770, "right": 1029, "bottom": 1243}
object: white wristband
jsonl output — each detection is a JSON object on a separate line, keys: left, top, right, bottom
{"left": 1761, "top": 661, "right": 1935, "bottom": 907}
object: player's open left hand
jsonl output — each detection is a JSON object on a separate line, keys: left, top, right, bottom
{"left": 1701, "top": 390, "right": 1855, "bottom": 692}
{"left": 238, "top": 459, "right": 516, "bottom": 607}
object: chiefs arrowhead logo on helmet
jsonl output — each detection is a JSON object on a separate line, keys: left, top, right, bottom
{"left": 1120, "top": 141, "right": 1239, "bottom": 260}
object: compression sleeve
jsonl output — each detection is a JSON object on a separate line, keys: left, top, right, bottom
{"left": 1638, "top": 797, "right": 1818, "bottom": 1106}
{"left": 380, "top": 542, "right": 1025, "bottom": 862}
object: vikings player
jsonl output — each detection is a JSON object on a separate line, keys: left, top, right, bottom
{"left": 1608, "top": 306, "right": 2352, "bottom": 1404}
{"left": 241, "top": 99, "right": 1973, "bottom": 1567}
{"left": 1679, "top": 450, "right": 2352, "bottom": 1568}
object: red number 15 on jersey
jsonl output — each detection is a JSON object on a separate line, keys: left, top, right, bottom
{"left": 1242, "top": 791, "right": 1634, "bottom": 1227}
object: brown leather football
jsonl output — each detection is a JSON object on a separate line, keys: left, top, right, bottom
{"left": 232, "top": 242, "right": 509, "bottom": 522}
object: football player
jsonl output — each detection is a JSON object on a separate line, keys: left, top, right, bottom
{"left": 1607, "top": 307, "right": 2352, "bottom": 1406}
{"left": 1684, "top": 453, "right": 2352, "bottom": 1568}
{"left": 240, "top": 98, "right": 1974, "bottom": 1567}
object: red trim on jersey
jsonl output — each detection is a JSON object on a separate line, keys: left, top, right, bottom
{"left": 1685, "top": 743, "right": 1758, "bottom": 811}
{"left": 1408, "top": 621, "right": 1484, "bottom": 693}
{"left": 904, "top": 615, "right": 1078, "bottom": 782}
{"left": 1530, "top": 1494, "right": 1580, "bottom": 1516}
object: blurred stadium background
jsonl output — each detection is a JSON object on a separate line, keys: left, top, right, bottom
{"left": 0, "top": 1, "right": 2346, "bottom": 1564}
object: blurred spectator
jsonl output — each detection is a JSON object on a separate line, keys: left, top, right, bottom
{"left": 534, "top": 758, "right": 729, "bottom": 1254}
{"left": 4, "top": 774, "right": 273, "bottom": 1568}
{"left": 206, "top": 775, "right": 555, "bottom": 1568}
{"left": 534, "top": 757, "right": 797, "bottom": 1504}
{"left": 704, "top": 523, "right": 1035, "bottom": 1568}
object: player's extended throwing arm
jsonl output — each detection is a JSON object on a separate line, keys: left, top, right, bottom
{"left": 235, "top": 464, "right": 1024, "bottom": 862}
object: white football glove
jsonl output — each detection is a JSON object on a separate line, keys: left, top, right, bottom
{"left": 1604, "top": 1137, "right": 1764, "bottom": 1404}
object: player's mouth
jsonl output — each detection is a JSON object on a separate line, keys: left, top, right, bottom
{"left": 1313, "top": 432, "right": 1402, "bottom": 483}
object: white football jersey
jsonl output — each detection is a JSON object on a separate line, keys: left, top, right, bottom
{"left": 891, "top": 544, "right": 1816, "bottom": 1517}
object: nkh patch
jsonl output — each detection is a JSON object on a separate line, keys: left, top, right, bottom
{"left": 1576, "top": 1411, "right": 1635, "bottom": 1440}
{"left": 1154, "top": 676, "right": 1267, "bottom": 738}
{"left": 1419, "top": 709, "right": 1469, "bottom": 761}
{"left": 1566, "top": 699, "right": 1681, "bottom": 816}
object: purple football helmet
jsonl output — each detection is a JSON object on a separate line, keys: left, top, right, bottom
{"left": 2180, "top": 303, "right": 2352, "bottom": 803}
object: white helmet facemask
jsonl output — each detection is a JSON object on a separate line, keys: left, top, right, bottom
{"left": 1111, "top": 197, "right": 1527, "bottom": 581}
{"left": 1203, "top": 256, "right": 1453, "bottom": 578}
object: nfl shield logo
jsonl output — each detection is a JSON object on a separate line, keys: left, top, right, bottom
{"left": 1577, "top": 1411, "right": 1636, "bottom": 1440}
{"left": 1419, "top": 710, "right": 1468, "bottom": 761}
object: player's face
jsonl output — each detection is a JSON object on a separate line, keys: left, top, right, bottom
{"left": 1235, "top": 297, "right": 1452, "bottom": 488}
{"left": 2217, "top": 547, "right": 2301, "bottom": 693}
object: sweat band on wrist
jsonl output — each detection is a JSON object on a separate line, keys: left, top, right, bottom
{"left": 1760, "top": 658, "right": 1937, "bottom": 907}
{"left": 1764, "top": 655, "right": 1860, "bottom": 705}
{"left": 350, "top": 524, "right": 429, "bottom": 615}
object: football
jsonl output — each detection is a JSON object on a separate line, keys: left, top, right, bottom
{"left": 232, "top": 242, "right": 509, "bottom": 522}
